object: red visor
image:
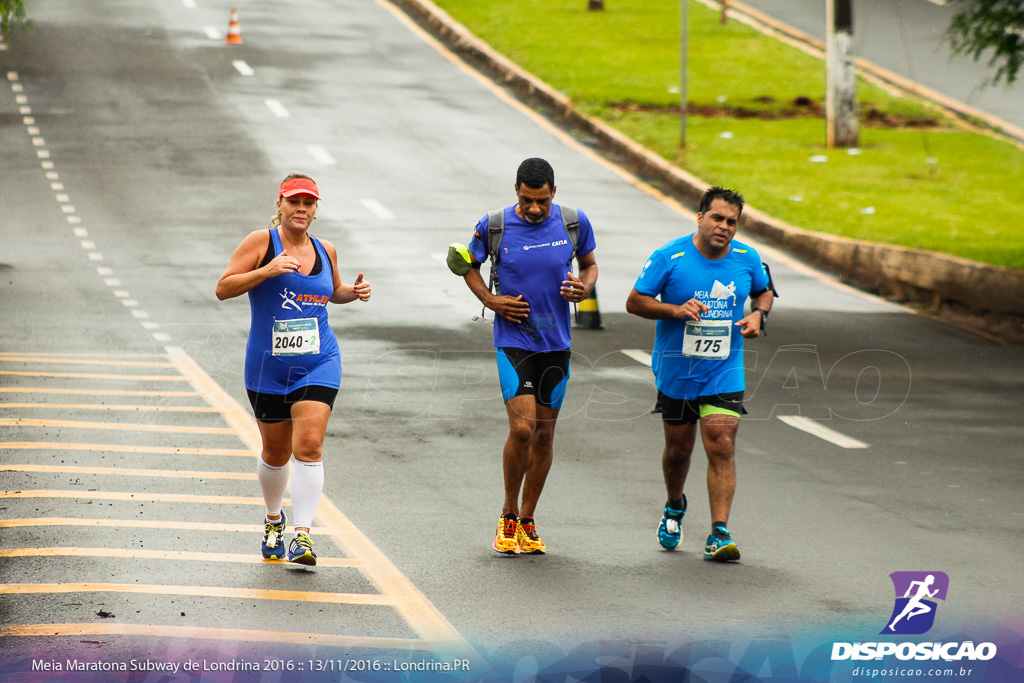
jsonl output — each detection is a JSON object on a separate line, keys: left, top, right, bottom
{"left": 279, "top": 177, "right": 321, "bottom": 200}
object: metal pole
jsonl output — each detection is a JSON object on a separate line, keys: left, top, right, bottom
{"left": 826, "top": 0, "right": 858, "bottom": 147}
{"left": 680, "top": 0, "right": 688, "bottom": 148}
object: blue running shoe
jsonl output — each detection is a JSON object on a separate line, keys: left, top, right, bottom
{"left": 261, "top": 511, "right": 287, "bottom": 560}
{"left": 704, "top": 525, "right": 741, "bottom": 562}
{"left": 657, "top": 495, "right": 687, "bottom": 550}
{"left": 287, "top": 532, "right": 317, "bottom": 566}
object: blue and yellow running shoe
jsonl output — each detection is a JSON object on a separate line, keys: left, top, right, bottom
{"left": 261, "top": 511, "right": 287, "bottom": 560}
{"left": 657, "top": 495, "right": 687, "bottom": 550}
{"left": 704, "top": 524, "right": 741, "bottom": 562}
{"left": 287, "top": 532, "right": 317, "bottom": 566}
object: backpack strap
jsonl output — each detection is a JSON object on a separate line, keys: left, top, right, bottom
{"left": 486, "top": 209, "right": 505, "bottom": 295}
{"left": 560, "top": 206, "right": 580, "bottom": 268}
{"left": 560, "top": 206, "right": 582, "bottom": 323}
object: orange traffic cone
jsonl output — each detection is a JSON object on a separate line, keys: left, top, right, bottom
{"left": 225, "top": 8, "right": 243, "bottom": 45}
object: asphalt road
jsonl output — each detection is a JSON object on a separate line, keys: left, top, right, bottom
{"left": 1, "top": 0, "right": 1022, "bottom": 680}
{"left": 737, "top": 0, "right": 1024, "bottom": 131}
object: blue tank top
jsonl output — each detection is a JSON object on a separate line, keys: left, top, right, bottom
{"left": 244, "top": 229, "right": 341, "bottom": 394}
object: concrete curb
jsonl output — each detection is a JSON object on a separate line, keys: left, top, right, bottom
{"left": 387, "top": 0, "right": 1024, "bottom": 333}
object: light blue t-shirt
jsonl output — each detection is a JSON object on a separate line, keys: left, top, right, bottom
{"left": 469, "top": 205, "right": 596, "bottom": 352}
{"left": 633, "top": 233, "right": 770, "bottom": 399}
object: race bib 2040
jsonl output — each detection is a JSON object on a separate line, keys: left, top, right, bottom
{"left": 272, "top": 318, "right": 320, "bottom": 356}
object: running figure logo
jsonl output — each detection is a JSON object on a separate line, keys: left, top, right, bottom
{"left": 881, "top": 571, "right": 949, "bottom": 635}
{"left": 280, "top": 288, "right": 303, "bottom": 312}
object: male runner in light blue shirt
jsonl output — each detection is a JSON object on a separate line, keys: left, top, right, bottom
{"left": 627, "top": 187, "right": 775, "bottom": 562}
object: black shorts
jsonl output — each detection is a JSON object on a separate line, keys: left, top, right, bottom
{"left": 653, "top": 390, "right": 746, "bottom": 426}
{"left": 246, "top": 385, "right": 339, "bottom": 424}
{"left": 496, "top": 347, "right": 571, "bottom": 410}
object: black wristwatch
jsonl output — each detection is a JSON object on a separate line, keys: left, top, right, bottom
{"left": 752, "top": 307, "right": 769, "bottom": 334}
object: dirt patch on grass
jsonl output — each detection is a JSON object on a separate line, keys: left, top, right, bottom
{"left": 609, "top": 97, "right": 946, "bottom": 129}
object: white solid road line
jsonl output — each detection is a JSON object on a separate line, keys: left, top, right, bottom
{"left": 360, "top": 199, "right": 395, "bottom": 220}
{"left": 232, "top": 60, "right": 254, "bottom": 77}
{"left": 264, "top": 99, "right": 290, "bottom": 118}
{"left": 307, "top": 145, "right": 336, "bottom": 166}
{"left": 777, "top": 415, "right": 869, "bottom": 449}
{"left": 621, "top": 349, "right": 653, "bottom": 367}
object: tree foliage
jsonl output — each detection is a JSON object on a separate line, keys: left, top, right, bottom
{"left": 0, "top": 0, "right": 31, "bottom": 38}
{"left": 948, "top": 0, "right": 1024, "bottom": 86}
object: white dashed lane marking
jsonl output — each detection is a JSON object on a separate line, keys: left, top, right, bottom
{"left": 8, "top": 71, "right": 168, "bottom": 343}
{"left": 264, "top": 99, "right": 290, "bottom": 118}
{"left": 203, "top": 26, "right": 221, "bottom": 40}
{"left": 621, "top": 349, "right": 653, "bottom": 367}
{"left": 777, "top": 415, "right": 869, "bottom": 449}
{"left": 232, "top": 60, "right": 254, "bottom": 76}
{"left": 360, "top": 199, "right": 395, "bottom": 220}
{"left": 307, "top": 145, "right": 336, "bottom": 165}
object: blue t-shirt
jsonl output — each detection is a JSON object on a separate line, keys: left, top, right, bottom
{"left": 633, "top": 234, "right": 769, "bottom": 399}
{"left": 469, "top": 204, "right": 596, "bottom": 352}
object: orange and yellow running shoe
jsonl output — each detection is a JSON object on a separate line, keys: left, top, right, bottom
{"left": 493, "top": 513, "right": 520, "bottom": 554}
{"left": 516, "top": 517, "right": 546, "bottom": 554}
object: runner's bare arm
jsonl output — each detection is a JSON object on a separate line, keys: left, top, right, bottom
{"left": 736, "top": 290, "right": 774, "bottom": 338}
{"left": 216, "top": 230, "right": 301, "bottom": 300}
{"left": 561, "top": 251, "right": 598, "bottom": 302}
{"left": 463, "top": 253, "right": 530, "bottom": 323}
{"left": 321, "top": 240, "right": 370, "bottom": 304}
{"left": 626, "top": 289, "right": 708, "bottom": 321}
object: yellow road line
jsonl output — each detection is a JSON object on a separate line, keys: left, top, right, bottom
{"left": 0, "top": 583, "right": 396, "bottom": 606}
{"left": 0, "top": 388, "right": 200, "bottom": 396}
{"left": 0, "top": 371, "right": 188, "bottom": 381}
{"left": 166, "top": 347, "right": 261, "bottom": 446}
{"left": 0, "top": 356, "right": 174, "bottom": 367}
{"left": 0, "top": 403, "right": 220, "bottom": 412}
{"left": 0, "top": 442, "right": 252, "bottom": 456}
{"left": 0, "top": 418, "right": 233, "bottom": 435}
{"left": 1, "top": 490, "right": 283, "bottom": 506}
{"left": 0, "top": 518, "right": 331, "bottom": 533}
{"left": 0, "top": 624, "right": 443, "bottom": 651}
{"left": 0, "top": 547, "right": 358, "bottom": 568}
{"left": 1, "top": 464, "right": 255, "bottom": 480}
{"left": 166, "top": 345, "right": 476, "bottom": 657}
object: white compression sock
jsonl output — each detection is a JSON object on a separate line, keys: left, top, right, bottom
{"left": 257, "top": 457, "right": 290, "bottom": 518}
{"left": 289, "top": 460, "right": 325, "bottom": 530}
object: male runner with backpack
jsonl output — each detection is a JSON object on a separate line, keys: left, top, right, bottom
{"left": 460, "top": 158, "right": 598, "bottom": 555}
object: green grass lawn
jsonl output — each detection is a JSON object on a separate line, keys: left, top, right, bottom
{"left": 432, "top": 0, "right": 1024, "bottom": 270}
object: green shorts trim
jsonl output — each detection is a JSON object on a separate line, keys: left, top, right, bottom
{"left": 699, "top": 405, "right": 741, "bottom": 419}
